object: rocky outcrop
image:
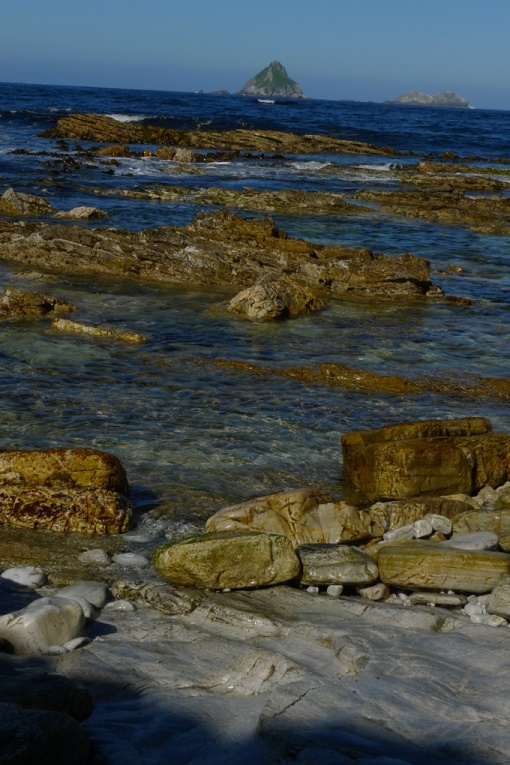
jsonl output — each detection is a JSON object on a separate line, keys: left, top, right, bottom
{"left": 152, "top": 530, "right": 300, "bottom": 589}
{"left": 0, "top": 286, "right": 75, "bottom": 320}
{"left": 227, "top": 275, "right": 324, "bottom": 319}
{"left": 0, "top": 211, "right": 437, "bottom": 302}
{"left": 41, "top": 113, "right": 404, "bottom": 156}
{"left": 237, "top": 60, "right": 305, "bottom": 98}
{"left": 341, "top": 417, "right": 510, "bottom": 501}
{"left": 389, "top": 90, "right": 470, "bottom": 108}
{"left": 0, "top": 448, "right": 132, "bottom": 534}
{"left": 0, "top": 187, "right": 56, "bottom": 216}
{"left": 54, "top": 206, "right": 108, "bottom": 220}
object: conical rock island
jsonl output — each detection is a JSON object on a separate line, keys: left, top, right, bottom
{"left": 237, "top": 60, "right": 305, "bottom": 98}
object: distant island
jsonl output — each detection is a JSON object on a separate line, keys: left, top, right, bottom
{"left": 237, "top": 61, "right": 305, "bottom": 98}
{"left": 387, "top": 90, "right": 470, "bottom": 108}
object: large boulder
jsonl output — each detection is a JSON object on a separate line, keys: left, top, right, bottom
{"left": 0, "top": 596, "right": 85, "bottom": 654}
{"left": 341, "top": 417, "right": 510, "bottom": 501}
{"left": 227, "top": 275, "right": 324, "bottom": 319}
{"left": 205, "top": 488, "right": 384, "bottom": 547}
{"left": 0, "top": 448, "right": 132, "bottom": 534}
{"left": 0, "top": 286, "right": 75, "bottom": 320}
{"left": 152, "top": 531, "right": 300, "bottom": 589}
{"left": 0, "top": 187, "right": 56, "bottom": 216}
{"left": 297, "top": 544, "right": 378, "bottom": 586}
{"left": 378, "top": 541, "right": 510, "bottom": 593}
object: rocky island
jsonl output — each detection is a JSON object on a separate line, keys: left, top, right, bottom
{"left": 237, "top": 60, "right": 305, "bottom": 98}
{"left": 388, "top": 90, "right": 470, "bottom": 108}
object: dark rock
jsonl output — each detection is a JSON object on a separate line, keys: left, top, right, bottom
{"left": 237, "top": 60, "right": 305, "bottom": 98}
{"left": 0, "top": 286, "right": 75, "bottom": 319}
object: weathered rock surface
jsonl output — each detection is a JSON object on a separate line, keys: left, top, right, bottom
{"left": 297, "top": 544, "right": 378, "bottom": 586}
{"left": 453, "top": 508, "right": 510, "bottom": 551}
{"left": 0, "top": 286, "right": 75, "bottom": 319}
{"left": 0, "top": 596, "right": 85, "bottom": 654}
{"left": 52, "top": 317, "right": 147, "bottom": 344}
{"left": 54, "top": 205, "right": 108, "bottom": 220}
{"left": 487, "top": 577, "right": 510, "bottom": 618}
{"left": 369, "top": 497, "right": 473, "bottom": 533}
{"left": 227, "top": 274, "right": 324, "bottom": 319}
{"left": 205, "top": 488, "right": 384, "bottom": 546}
{"left": 0, "top": 187, "right": 56, "bottom": 216}
{"left": 378, "top": 541, "right": 510, "bottom": 593}
{"left": 42, "top": 113, "right": 405, "bottom": 156}
{"left": 341, "top": 416, "right": 510, "bottom": 501}
{"left": 152, "top": 531, "right": 300, "bottom": 589}
{"left": 0, "top": 211, "right": 436, "bottom": 301}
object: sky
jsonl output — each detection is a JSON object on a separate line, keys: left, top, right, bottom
{"left": 1, "top": 0, "right": 510, "bottom": 109}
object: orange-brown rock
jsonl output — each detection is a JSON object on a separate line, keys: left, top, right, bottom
{"left": 227, "top": 275, "right": 324, "bottom": 319}
{"left": 453, "top": 508, "right": 510, "bottom": 552}
{"left": 369, "top": 497, "right": 474, "bottom": 532}
{"left": 0, "top": 287, "right": 75, "bottom": 320}
{"left": 341, "top": 417, "right": 510, "bottom": 501}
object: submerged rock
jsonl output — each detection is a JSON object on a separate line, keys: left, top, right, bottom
{"left": 52, "top": 317, "right": 147, "bottom": 344}
{"left": 0, "top": 286, "right": 75, "bottom": 320}
{"left": 152, "top": 530, "right": 300, "bottom": 589}
{"left": 341, "top": 416, "right": 510, "bottom": 501}
{"left": 227, "top": 274, "right": 324, "bottom": 319}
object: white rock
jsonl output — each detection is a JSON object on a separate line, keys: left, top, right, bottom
{"left": 443, "top": 532, "right": 499, "bottom": 551}
{"left": 112, "top": 553, "right": 151, "bottom": 568}
{"left": 470, "top": 613, "right": 507, "bottom": 627}
{"left": 45, "top": 644, "right": 69, "bottom": 655}
{"left": 0, "top": 596, "right": 85, "bottom": 654}
{"left": 359, "top": 583, "right": 390, "bottom": 601}
{"left": 104, "top": 599, "right": 137, "bottom": 612}
{"left": 326, "top": 585, "right": 344, "bottom": 598}
{"left": 383, "top": 524, "right": 416, "bottom": 542}
{"left": 306, "top": 586, "right": 319, "bottom": 595}
{"left": 64, "top": 637, "right": 92, "bottom": 651}
{"left": 57, "top": 594, "right": 98, "bottom": 621}
{"left": 58, "top": 581, "right": 111, "bottom": 609}
{"left": 424, "top": 513, "right": 452, "bottom": 535}
{"left": 464, "top": 602, "right": 483, "bottom": 617}
{"left": 78, "top": 549, "right": 111, "bottom": 565}
{"left": 0, "top": 566, "right": 46, "bottom": 589}
{"left": 412, "top": 519, "right": 433, "bottom": 538}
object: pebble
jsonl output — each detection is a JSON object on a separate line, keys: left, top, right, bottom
{"left": 359, "top": 583, "right": 390, "bottom": 601}
{"left": 64, "top": 637, "right": 92, "bottom": 651}
{"left": 78, "top": 549, "right": 111, "bottom": 566}
{"left": 470, "top": 613, "right": 508, "bottom": 627}
{"left": 306, "top": 586, "right": 319, "bottom": 595}
{"left": 424, "top": 513, "right": 452, "bottom": 535}
{"left": 326, "top": 585, "right": 344, "bottom": 598}
{"left": 442, "top": 532, "right": 499, "bottom": 551}
{"left": 464, "top": 602, "right": 483, "bottom": 617}
{"left": 104, "top": 599, "right": 137, "bottom": 612}
{"left": 409, "top": 591, "right": 467, "bottom": 608}
{"left": 383, "top": 524, "right": 416, "bottom": 542}
{"left": 112, "top": 553, "right": 151, "bottom": 568}
{"left": 412, "top": 519, "right": 433, "bottom": 538}
{"left": 0, "top": 567, "right": 46, "bottom": 589}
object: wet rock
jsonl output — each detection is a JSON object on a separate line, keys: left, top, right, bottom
{"left": 0, "top": 702, "right": 90, "bottom": 765}
{"left": 0, "top": 286, "right": 75, "bottom": 319}
{"left": 0, "top": 486, "right": 132, "bottom": 534}
{"left": 205, "top": 487, "right": 384, "bottom": 546}
{"left": 378, "top": 541, "right": 510, "bottom": 593}
{"left": 0, "top": 596, "right": 85, "bottom": 654}
{"left": 341, "top": 416, "right": 510, "bottom": 501}
{"left": 77, "top": 548, "right": 111, "bottom": 565}
{"left": 0, "top": 211, "right": 437, "bottom": 302}
{"left": 52, "top": 317, "right": 147, "bottom": 344}
{"left": 54, "top": 205, "right": 109, "bottom": 220}
{"left": 0, "top": 187, "right": 56, "bottom": 216}
{"left": 152, "top": 531, "right": 300, "bottom": 589}
{"left": 227, "top": 274, "right": 324, "bottom": 319}
{"left": 0, "top": 447, "right": 129, "bottom": 494}
{"left": 297, "top": 544, "right": 378, "bottom": 586}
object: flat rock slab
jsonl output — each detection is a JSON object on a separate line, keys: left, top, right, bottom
{"left": 378, "top": 541, "right": 510, "bottom": 593}
{"left": 297, "top": 544, "right": 378, "bottom": 586}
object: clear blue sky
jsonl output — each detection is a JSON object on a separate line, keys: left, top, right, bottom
{"left": 1, "top": 0, "right": 509, "bottom": 109}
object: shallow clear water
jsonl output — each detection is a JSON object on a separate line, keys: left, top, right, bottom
{"left": 1, "top": 83, "right": 509, "bottom": 530}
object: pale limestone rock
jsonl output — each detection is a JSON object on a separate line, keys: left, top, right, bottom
{"left": 383, "top": 524, "right": 416, "bottom": 542}
{"left": 0, "top": 596, "right": 85, "bottom": 654}
{"left": 378, "top": 541, "right": 510, "bottom": 593}
{"left": 77, "top": 548, "right": 111, "bottom": 565}
{"left": 487, "top": 578, "right": 510, "bottom": 618}
{"left": 470, "top": 613, "right": 507, "bottom": 627}
{"left": 104, "top": 599, "right": 137, "bottom": 612}
{"left": 58, "top": 581, "right": 111, "bottom": 609}
{"left": 1, "top": 566, "right": 46, "bottom": 589}
{"left": 297, "top": 544, "right": 378, "bottom": 586}
{"left": 413, "top": 519, "right": 433, "bottom": 538}
{"left": 359, "top": 582, "right": 390, "bottom": 601}
{"left": 54, "top": 205, "right": 108, "bottom": 220}
{"left": 205, "top": 487, "right": 383, "bottom": 547}
{"left": 424, "top": 513, "right": 452, "bottom": 535}
{"left": 152, "top": 531, "right": 300, "bottom": 589}
{"left": 453, "top": 508, "right": 510, "bottom": 551}
{"left": 408, "top": 591, "right": 467, "bottom": 607}
{"left": 443, "top": 531, "right": 499, "bottom": 551}
{"left": 112, "top": 552, "right": 151, "bottom": 567}
{"left": 52, "top": 317, "right": 147, "bottom": 344}
{"left": 326, "top": 584, "right": 344, "bottom": 597}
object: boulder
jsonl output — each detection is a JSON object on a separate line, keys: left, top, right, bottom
{"left": 155, "top": 147, "right": 199, "bottom": 162}
{"left": 0, "top": 596, "right": 85, "bottom": 654}
{"left": 0, "top": 187, "right": 56, "bottom": 216}
{"left": 0, "top": 286, "right": 75, "bottom": 319}
{"left": 227, "top": 274, "right": 324, "bottom": 319}
{"left": 453, "top": 508, "right": 510, "bottom": 551}
{"left": 378, "top": 541, "right": 510, "bottom": 593}
{"left": 54, "top": 206, "right": 108, "bottom": 220}
{"left": 341, "top": 417, "right": 510, "bottom": 501}
{"left": 297, "top": 544, "right": 378, "bottom": 586}
{"left": 487, "top": 577, "right": 510, "bottom": 618}
{"left": 152, "top": 531, "right": 300, "bottom": 589}
{"left": 0, "top": 485, "right": 132, "bottom": 534}
{"left": 0, "top": 447, "right": 129, "bottom": 494}
{"left": 205, "top": 488, "right": 384, "bottom": 547}
{"left": 369, "top": 496, "right": 471, "bottom": 532}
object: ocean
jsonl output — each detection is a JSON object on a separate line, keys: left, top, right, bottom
{"left": 1, "top": 81, "right": 510, "bottom": 533}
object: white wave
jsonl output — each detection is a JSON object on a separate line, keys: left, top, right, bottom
{"left": 105, "top": 113, "right": 147, "bottom": 123}
{"left": 355, "top": 163, "right": 398, "bottom": 172}
{"left": 290, "top": 161, "right": 331, "bottom": 171}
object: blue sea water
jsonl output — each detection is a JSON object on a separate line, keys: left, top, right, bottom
{"left": 0, "top": 81, "right": 510, "bottom": 528}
